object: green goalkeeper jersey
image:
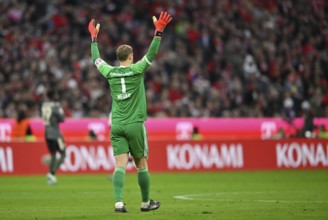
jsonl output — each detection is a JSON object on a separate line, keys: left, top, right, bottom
{"left": 91, "top": 37, "right": 161, "bottom": 125}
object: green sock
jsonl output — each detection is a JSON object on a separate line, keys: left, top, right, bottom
{"left": 113, "top": 167, "right": 126, "bottom": 202}
{"left": 138, "top": 168, "right": 150, "bottom": 202}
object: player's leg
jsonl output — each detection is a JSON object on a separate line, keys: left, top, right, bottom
{"left": 108, "top": 154, "right": 133, "bottom": 181}
{"left": 54, "top": 137, "right": 66, "bottom": 172}
{"left": 111, "top": 124, "right": 129, "bottom": 212}
{"left": 46, "top": 139, "right": 58, "bottom": 185}
{"left": 49, "top": 152, "right": 57, "bottom": 175}
{"left": 134, "top": 157, "right": 160, "bottom": 211}
{"left": 113, "top": 153, "right": 129, "bottom": 212}
{"left": 134, "top": 157, "right": 149, "bottom": 200}
{"left": 127, "top": 122, "right": 160, "bottom": 211}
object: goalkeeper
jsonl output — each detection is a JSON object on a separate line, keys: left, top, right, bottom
{"left": 88, "top": 11, "right": 172, "bottom": 212}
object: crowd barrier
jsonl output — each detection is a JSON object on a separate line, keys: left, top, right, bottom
{"left": 0, "top": 139, "right": 327, "bottom": 175}
{"left": 1, "top": 118, "right": 328, "bottom": 141}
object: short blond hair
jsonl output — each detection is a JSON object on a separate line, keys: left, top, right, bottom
{"left": 116, "top": 44, "right": 133, "bottom": 61}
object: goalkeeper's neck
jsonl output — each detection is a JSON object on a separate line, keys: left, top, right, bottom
{"left": 119, "top": 54, "right": 133, "bottom": 67}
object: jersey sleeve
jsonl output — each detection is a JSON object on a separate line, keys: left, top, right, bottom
{"left": 130, "top": 37, "right": 161, "bottom": 74}
{"left": 91, "top": 42, "right": 114, "bottom": 78}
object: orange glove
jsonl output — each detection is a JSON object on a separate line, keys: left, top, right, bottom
{"left": 152, "top": 11, "right": 172, "bottom": 37}
{"left": 88, "top": 19, "right": 100, "bottom": 42}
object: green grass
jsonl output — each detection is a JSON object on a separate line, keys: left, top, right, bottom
{"left": 0, "top": 170, "right": 328, "bottom": 220}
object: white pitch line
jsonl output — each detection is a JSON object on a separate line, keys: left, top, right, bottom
{"left": 253, "top": 200, "right": 328, "bottom": 204}
{"left": 174, "top": 192, "right": 269, "bottom": 201}
{"left": 174, "top": 192, "right": 328, "bottom": 204}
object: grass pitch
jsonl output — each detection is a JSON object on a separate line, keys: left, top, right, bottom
{"left": 0, "top": 170, "right": 328, "bottom": 220}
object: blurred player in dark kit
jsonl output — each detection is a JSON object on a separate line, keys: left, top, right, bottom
{"left": 41, "top": 90, "right": 66, "bottom": 185}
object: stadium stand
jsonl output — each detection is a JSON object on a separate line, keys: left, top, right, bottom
{"left": 0, "top": 0, "right": 327, "bottom": 119}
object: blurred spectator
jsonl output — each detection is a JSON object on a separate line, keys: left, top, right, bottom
{"left": 282, "top": 97, "right": 296, "bottom": 124}
{"left": 191, "top": 126, "right": 203, "bottom": 140}
{"left": 299, "top": 101, "right": 315, "bottom": 138}
{"left": 317, "top": 125, "right": 328, "bottom": 139}
{"left": 11, "top": 106, "right": 35, "bottom": 141}
{"left": 0, "top": 0, "right": 327, "bottom": 119}
{"left": 87, "top": 129, "right": 97, "bottom": 141}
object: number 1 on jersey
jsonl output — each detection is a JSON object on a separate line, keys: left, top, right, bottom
{"left": 121, "top": 78, "right": 126, "bottom": 93}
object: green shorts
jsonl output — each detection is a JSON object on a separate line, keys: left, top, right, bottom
{"left": 110, "top": 122, "right": 148, "bottom": 158}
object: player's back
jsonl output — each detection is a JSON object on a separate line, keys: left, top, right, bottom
{"left": 92, "top": 37, "right": 161, "bottom": 125}
{"left": 41, "top": 101, "right": 64, "bottom": 140}
{"left": 108, "top": 65, "right": 147, "bottom": 125}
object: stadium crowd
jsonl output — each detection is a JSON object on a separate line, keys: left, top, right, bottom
{"left": 0, "top": 0, "right": 327, "bottom": 119}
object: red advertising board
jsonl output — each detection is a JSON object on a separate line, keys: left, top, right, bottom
{"left": 1, "top": 139, "right": 327, "bottom": 175}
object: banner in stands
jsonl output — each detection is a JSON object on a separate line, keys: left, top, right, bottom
{"left": 1, "top": 118, "right": 328, "bottom": 141}
{"left": 0, "top": 139, "right": 327, "bottom": 175}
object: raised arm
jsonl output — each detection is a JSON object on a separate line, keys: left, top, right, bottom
{"left": 88, "top": 19, "right": 100, "bottom": 63}
{"left": 132, "top": 11, "right": 172, "bottom": 73}
{"left": 147, "top": 11, "right": 173, "bottom": 62}
{"left": 88, "top": 19, "right": 113, "bottom": 77}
